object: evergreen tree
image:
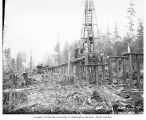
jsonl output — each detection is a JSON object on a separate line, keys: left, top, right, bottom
{"left": 132, "top": 19, "right": 144, "bottom": 52}
{"left": 127, "top": 2, "right": 136, "bottom": 43}
{"left": 114, "top": 23, "right": 121, "bottom": 42}
{"left": 62, "top": 42, "right": 70, "bottom": 63}
{"left": 3, "top": 48, "right": 12, "bottom": 72}
{"left": 136, "top": 19, "right": 143, "bottom": 52}
{"left": 54, "top": 37, "right": 61, "bottom": 65}
{"left": 16, "top": 51, "right": 26, "bottom": 72}
{"left": 11, "top": 58, "right": 16, "bottom": 72}
{"left": 69, "top": 41, "right": 78, "bottom": 60}
{"left": 29, "top": 55, "right": 33, "bottom": 71}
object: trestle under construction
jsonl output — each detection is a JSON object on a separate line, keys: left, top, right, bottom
{"left": 3, "top": 0, "right": 143, "bottom": 114}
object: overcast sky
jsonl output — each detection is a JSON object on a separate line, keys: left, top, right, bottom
{"left": 4, "top": 0, "right": 144, "bottom": 65}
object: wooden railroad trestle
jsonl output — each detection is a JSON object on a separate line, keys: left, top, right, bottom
{"left": 46, "top": 52, "right": 143, "bottom": 89}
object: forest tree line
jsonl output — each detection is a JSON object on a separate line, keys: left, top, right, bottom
{"left": 2, "top": 2, "right": 143, "bottom": 73}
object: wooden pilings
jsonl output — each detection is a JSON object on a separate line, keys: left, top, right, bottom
{"left": 123, "top": 52, "right": 143, "bottom": 89}
{"left": 44, "top": 52, "right": 143, "bottom": 91}
{"left": 116, "top": 58, "right": 119, "bottom": 84}
{"left": 122, "top": 58, "right": 126, "bottom": 86}
{"left": 108, "top": 58, "right": 112, "bottom": 85}
{"left": 3, "top": 88, "right": 30, "bottom": 112}
{"left": 136, "top": 55, "right": 140, "bottom": 89}
{"left": 108, "top": 56, "right": 128, "bottom": 86}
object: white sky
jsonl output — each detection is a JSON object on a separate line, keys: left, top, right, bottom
{"left": 3, "top": 0, "right": 144, "bottom": 65}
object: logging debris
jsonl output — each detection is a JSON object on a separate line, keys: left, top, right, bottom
{"left": 3, "top": 73, "right": 143, "bottom": 114}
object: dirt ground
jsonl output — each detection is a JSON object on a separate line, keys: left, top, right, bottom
{"left": 3, "top": 73, "right": 143, "bottom": 114}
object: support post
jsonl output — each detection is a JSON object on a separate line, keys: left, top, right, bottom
{"left": 102, "top": 54, "right": 105, "bottom": 84}
{"left": 116, "top": 58, "right": 119, "bottom": 85}
{"left": 122, "top": 58, "right": 126, "bottom": 87}
{"left": 128, "top": 54, "right": 133, "bottom": 89}
{"left": 85, "top": 54, "right": 89, "bottom": 82}
{"left": 67, "top": 52, "right": 71, "bottom": 79}
{"left": 96, "top": 66, "right": 99, "bottom": 86}
{"left": 136, "top": 55, "right": 140, "bottom": 90}
{"left": 108, "top": 58, "right": 112, "bottom": 85}
{"left": 102, "top": 65, "right": 105, "bottom": 84}
{"left": 8, "top": 92, "right": 12, "bottom": 112}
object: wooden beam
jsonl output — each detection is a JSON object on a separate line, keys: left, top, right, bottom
{"left": 123, "top": 52, "right": 143, "bottom": 56}
{"left": 109, "top": 56, "right": 128, "bottom": 59}
{"left": 85, "top": 64, "right": 104, "bottom": 66}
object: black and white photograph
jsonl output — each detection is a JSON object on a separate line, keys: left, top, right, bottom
{"left": 2, "top": 0, "right": 144, "bottom": 116}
